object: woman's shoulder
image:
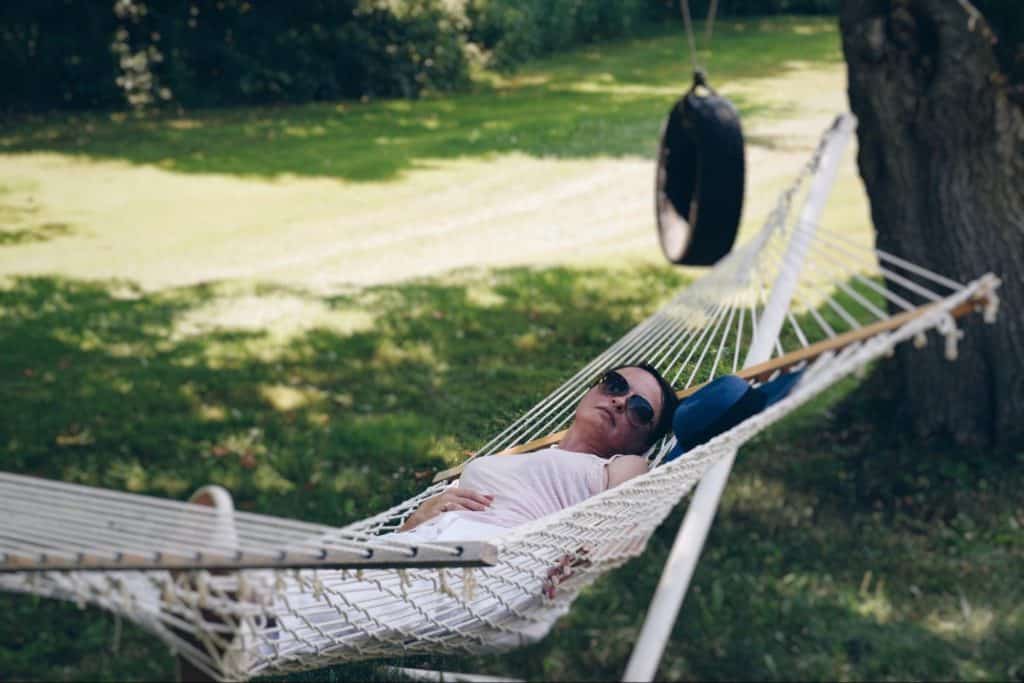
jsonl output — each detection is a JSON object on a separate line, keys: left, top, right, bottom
{"left": 604, "top": 454, "right": 649, "bottom": 489}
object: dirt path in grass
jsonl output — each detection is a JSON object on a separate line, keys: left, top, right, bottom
{"left": 0, "top": 63, "right": 864, "bottom": 299}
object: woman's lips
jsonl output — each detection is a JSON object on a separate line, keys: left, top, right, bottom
{"left": 596, "top": 405, "right": 616, "bottom": 427}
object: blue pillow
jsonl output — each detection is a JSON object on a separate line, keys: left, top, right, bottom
{"left": 757, "top": 368, "right": 804, "bottom": 407}
{"left": 663, "top": 370, "right": 803, "bottom": 463}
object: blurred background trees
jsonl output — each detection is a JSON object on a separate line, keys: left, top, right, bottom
{"left": 1, "top": 0, "right": 840, "bottom": 113}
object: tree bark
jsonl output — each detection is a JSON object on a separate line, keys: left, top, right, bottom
{"left": 839, "top": 0, "right": 1024, "bottom": 449}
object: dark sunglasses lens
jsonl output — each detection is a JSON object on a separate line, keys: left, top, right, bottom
{"left": 628, "top": 395, "right": 655, "bottom": 425}
{"left": 599, "top": 371, "right": 629, "bottom": 395}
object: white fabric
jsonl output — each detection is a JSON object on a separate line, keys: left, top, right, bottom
{"left": 257, "top": 446, "right": 633, "bottom": 663}
{"left": 271, "top": 561, "right": 558, "bottom": 665}
{"left": 389, "top": 515, "right": 509, "bottom": 543}
{"left": 435, "top": 446, "right": 618, "bottom": 530}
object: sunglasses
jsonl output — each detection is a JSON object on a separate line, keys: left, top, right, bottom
{"left": 594, "top": 370, "right": 657, "bottom": 428}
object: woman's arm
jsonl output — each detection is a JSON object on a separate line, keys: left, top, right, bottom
{"left": 399, "top": 485, "right": 494, "bottom": 531}
{"left": 605, "top": 454, "right": 649, "bottom": 489}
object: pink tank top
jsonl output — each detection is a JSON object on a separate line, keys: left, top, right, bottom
{"left": 443, "top": 447, "right": 620, "bottom": 529}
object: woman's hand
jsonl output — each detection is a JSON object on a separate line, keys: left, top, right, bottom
{"left": 399, "top": 486, "right": 493, "bottom": 531}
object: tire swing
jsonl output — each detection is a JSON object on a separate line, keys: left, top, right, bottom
{"left": 655, "top": 71, "right": 745, "bottom": 266}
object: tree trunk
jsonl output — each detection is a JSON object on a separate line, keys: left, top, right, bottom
{"left": 839, "top": 0, "right": 1024, "bottom": 449}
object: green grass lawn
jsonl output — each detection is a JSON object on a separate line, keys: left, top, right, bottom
{"left": 1, "top": 17, "right": 843, "bottom": 181}
{"left": 0, "top": 16, "right": 860, "bottom": 291}
{"left": 1, "top": 15, "right": 1021, "bottom": 682}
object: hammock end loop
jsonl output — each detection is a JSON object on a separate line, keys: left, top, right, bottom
{"left": 196, "top": 571, "right": 210, "bottom": 608}
{"left": 312, "top": 575, "right": 325, "bottom": 602}
{"left": 437, "top": 568, "right": 457, "bottom": 599}
{"left": 979, "top": 274, "right": 1002, "bottom": 324}
{"left": 937, "top": 314, "right": 963, "bottom": 361}
{"left": 983, "top": 295, "right": 1000, "bottom": 324}
{"left": 462, "top": 568, "right": 477, "bottom": 601}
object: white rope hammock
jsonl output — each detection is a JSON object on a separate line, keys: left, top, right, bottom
{"left": 0, "top": 114, "right": 1001, "bottom": 682}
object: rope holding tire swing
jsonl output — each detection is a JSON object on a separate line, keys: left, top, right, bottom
{"left": 656, "top": 0, "right": 746, "bottom": 266}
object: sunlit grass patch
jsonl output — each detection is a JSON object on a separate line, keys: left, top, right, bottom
{"left": 924, "top": 601, "right": 996, "bottom": 641}
{"left": 2, "top": 17, "right": 839, "bottom": 184}
{"left": 0, "top": 16, "right": 857, "bottom": 293}
{"left": 172, "top": 288, "right": 378, "bottom": 345}
{"left": 260, "top": 384, "right": 327, "bottom": 412}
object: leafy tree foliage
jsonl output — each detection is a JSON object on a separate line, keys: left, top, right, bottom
{"left": 2, "top": 2, "right": 123, "bottom": 110}
{"left": 2, "top": 0, "right": 841, "bottom": 112}
{"left": 2, "top": 0, "right": 469, "bottom": 111}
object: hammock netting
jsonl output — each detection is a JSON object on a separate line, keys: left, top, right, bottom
{"left": 0, "top": 114, "right": 1001, "bottom": 681}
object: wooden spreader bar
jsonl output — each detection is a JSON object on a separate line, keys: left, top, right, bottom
{"left": 433, "top": 295, "right": 988, "bottom": 483}
{"left": 0, "top": 541, "right": 497, "bottom": 573}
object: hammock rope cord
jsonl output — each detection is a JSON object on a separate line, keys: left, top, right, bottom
{"left": 0, "top": 114, "right": 1002, "bottom": 682}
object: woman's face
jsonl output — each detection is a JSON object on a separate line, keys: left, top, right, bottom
{"left": 573, "top": 366, "right": 664, "bottom": 456}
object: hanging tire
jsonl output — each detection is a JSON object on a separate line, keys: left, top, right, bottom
{"left": 655, "top": 85, "right": 745, "bottom": 266}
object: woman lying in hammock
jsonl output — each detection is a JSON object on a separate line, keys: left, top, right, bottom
{"left": 160, "top": 363, "right": 679, "bottom": 680}
{"left": 167, "top": 366, "right": 790, "bottom": 678}
{"left": 393, "top": 363, "right": 678, "bottom": 542}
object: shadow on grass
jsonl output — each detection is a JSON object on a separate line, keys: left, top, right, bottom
{"left": 0, "top": 265, "right": 686, "bottom": 681}
{"left": 0, "top": 187, "right": 79, "bottom": 245}
{"left": 3, "top": 267, "right": 1021, "bottom": 682}
{"left": 0, "top": 17, "right": 843, "bottom": 182}
{"left": 0, "top": 268, "right": 684, "bottom": 520}
{"left": 0, "top": 222, "right": 75, "bottom": 246}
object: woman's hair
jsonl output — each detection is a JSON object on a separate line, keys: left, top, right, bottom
{"left": 607, "top": 362, "right": 679, "bottom": 448}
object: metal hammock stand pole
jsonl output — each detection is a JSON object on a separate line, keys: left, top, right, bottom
{"left": 623, "top": 113, "right": 856, "bottom": 681}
